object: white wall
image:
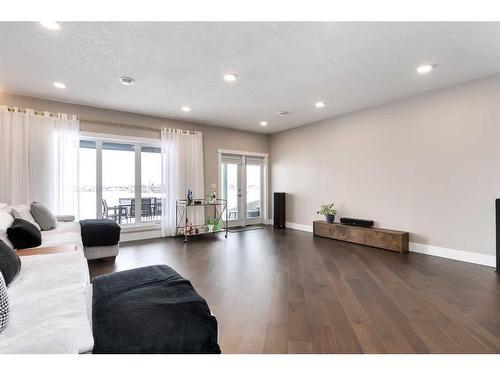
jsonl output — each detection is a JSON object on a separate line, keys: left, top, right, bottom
{"left": 270, "top": 74, "right": 500, "bottom": 259}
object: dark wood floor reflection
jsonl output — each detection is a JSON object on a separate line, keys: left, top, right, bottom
{"left": 89, "top": 226, "right": 500, "bottom": 354}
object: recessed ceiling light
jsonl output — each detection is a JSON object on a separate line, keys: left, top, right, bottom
{"left": 315, "top": 101, "right": 326, "bottom": 108}
{"left": 53, "top": 82, "right": 66, "bottom": 89}
{"left": 119, "top": 76, "right": 135, "bottom": 86}
{"left": 277, "top": 111, "right": 289, "bottom": 116}
{"left": 223, "top": 73, "right": 238, "bottom": 82}
{"left": 181, "top": 106, "right": 191, "bottom": 112}
{"left": 417, "top": 64, "right": 433, "bottom": 74}
{"left": 40, "top": 21, "right": 60, "bottom": 30}
{"left": 260, "top": 121, "right": 268, "bottom": 127}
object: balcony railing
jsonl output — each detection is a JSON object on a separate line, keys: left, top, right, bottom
{"left": 101, "top": 197, "right": 161, "bottom": 224}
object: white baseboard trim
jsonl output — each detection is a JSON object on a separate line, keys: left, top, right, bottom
{"left": 409, "top": 242, "right": 495, "bottom": 268}
{"left": 281, "top": 221, "right": 495, "bottom": 268}
{"left": 285, "top": 221, "right": 313, "bottom": 232}
{"left": 120, "top": 229, "right": 162, "bottom": 242}
{"left": 265, "top": 219, "right": 314, "bottom": 232}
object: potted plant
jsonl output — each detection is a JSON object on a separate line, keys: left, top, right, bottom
{"left": 206, "top": 218, "right": 214, "bottom": 232}
{"left": 214, "top": 218, "right": 221, "bottom": 231}
{"left": 317, "top": 203, "right": 337, "bottom": 223}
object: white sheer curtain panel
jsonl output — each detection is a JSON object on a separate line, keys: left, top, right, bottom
{"left": 0, "top": 106, "right": 79, "bottom": 215}
{"left": 53, "top": 114, "right": 80, "bottom": 215}
{"left": 161, "top": 128, "right": 204, "bottom": 237}
{"left": 28, "top": 112, "right": 56, "bottom": 208}
{"left": 0, "top": 106, "right": 30, "bottom": 204}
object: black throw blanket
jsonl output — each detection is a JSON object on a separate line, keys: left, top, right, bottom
{"left": 80, "top": 219, "right": 120, "bottom": 247}
{"left": 91, "top": 265, "right": 221, "bottom": 354}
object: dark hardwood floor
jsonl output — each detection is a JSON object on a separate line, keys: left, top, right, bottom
{"left": 88, "top": 226, "right": 500, "bottom": 354}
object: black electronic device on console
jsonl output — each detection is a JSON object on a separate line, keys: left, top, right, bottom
{"left": 340, "top": 217, "right": 374, "bottom": 228}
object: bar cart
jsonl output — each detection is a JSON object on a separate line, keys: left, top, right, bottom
{"left": 175, "top": 198, "right": 228, "bottom": 243}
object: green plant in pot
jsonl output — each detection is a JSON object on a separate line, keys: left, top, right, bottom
{"left": 214, "top": 218, "right": 221, "bottom": 231}
{"left": 206, "top": 218, "right": 214, "bottom": 232}
{"left": 317, "top": 203, "right": 337, "bottom": 223}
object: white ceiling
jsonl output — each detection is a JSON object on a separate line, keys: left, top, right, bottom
{"left": 1, "top": 22, "right": 499, "bottom": 133}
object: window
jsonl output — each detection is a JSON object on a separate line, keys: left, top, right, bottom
{"left": 79, "top": 140, "right": 96, "bottom": 220}
{"left": 141, "top": 146, "right": 162, "bottom": 222}
{"left": 221, "top": 162, "right": 239, "bottom": 221}
{"left": 102, "top": 142, "right": 136, "bottom": 223}
{"left": 78, "top": 136, "right": 162, "bottom": 226}
{"left": 246, "top": 164, "right": 262, "bottom": 219}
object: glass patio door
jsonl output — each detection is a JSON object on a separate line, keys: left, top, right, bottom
{"left": 220, "top": 155, "right": 243, "bottom": 227}
{"left": 220, "top": 153, "right": 265, "bottom": 227}
{"left": 245, "top": 157, "right": 263, "bottom": 225}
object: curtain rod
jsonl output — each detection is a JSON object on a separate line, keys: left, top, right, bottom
{"left": 4, "top": 106, "right": 200, "bottom": 135}
{"left": 81, "top": 118, "right": 161, "bottom": 133}
{"left": 5, "top": 106, "right": 77, "bottom": 119}
{"left": 81, "top": 118, "right": 201, "bottom": 135}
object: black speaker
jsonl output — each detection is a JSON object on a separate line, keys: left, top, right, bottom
{"left": 274, "top": 192, "right": 286, "bottom": 229}
{"left": 340, "top": 217, "right": 374, "bottom": 227}
{"left": 496, "top": 199, "right": 500, "bottom": 273}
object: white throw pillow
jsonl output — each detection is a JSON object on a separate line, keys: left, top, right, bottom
{"left": 7, "top": 205, "right": 41, "bottom": 230}
{"left": 0, "top": 210, "right": 14, "bottom": 231}
{"left": 0, "top": 203, "right": 7, "bottom": 210}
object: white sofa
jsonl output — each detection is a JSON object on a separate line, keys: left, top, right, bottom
{"left": 0, "top": 204, "right": 119, "bottom": 260}
{"left": 0, "top": 204, "right": 118, "bottom": 353}
{"left": 0, "top": 204, "right": 83, "bottom": 251}
{"left": 0, "top": 250, "right": 94, "bottom": 353}
{"left": 42, "top": 220, "right": 84, "bottom": 249}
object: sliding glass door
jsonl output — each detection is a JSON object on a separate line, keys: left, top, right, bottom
{"left": 78, "top": 135, "right": 161, "bottom": 226}
{"left": 102, "top": 142, "right": 136, "bottom": 223}
{"left": 140, "top": 146, "right": 162, "bottom": 222}
{"left": 220, "top": 153, "right": 266, "bottom": 227}
{"left": 79, "top": 140, "right": 97, "bottom": 220}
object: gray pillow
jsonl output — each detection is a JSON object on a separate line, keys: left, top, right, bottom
{"left": 0, "top": 273, "right": 9, "bottom": 333}
{"left": 30, "top": 202, "right": 57, "bottom": 231}
{"left": 0, "top": 239, "right": 21, "bottom": 285}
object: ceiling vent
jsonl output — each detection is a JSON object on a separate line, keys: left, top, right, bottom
{"left": 119, "top": 76, "right": 135, "bottom": 86}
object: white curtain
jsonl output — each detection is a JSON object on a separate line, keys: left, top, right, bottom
{"left": 0, "top": 106, "right": 29, "bottom": 204}
{"left": 161, "top": 128, "right": 204, "bottom": 237}
{"left": 52, "top": 114, "right": 80, "bottom": 215}
{"left": 0, "top": 106, "right": 80, "bottom": 215}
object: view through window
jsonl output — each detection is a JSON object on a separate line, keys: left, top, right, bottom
{"left": 78, "top": 138, "right": 161, "bottom": 225}
{"left": 221, "top": 163, "right": 239, "bottom": 221}
{"left": 246, "top": 164, "right": 261, "bottom": 219}
{"left": 141, "top": 146, "right": 162, "bottom": 222}
{"left": 220, "top": 155, "right": 264, "bottom": 224}
{"left": 102, "top": 142, "right": 136, "bottom": 223}
{"left": 79, "top": 140, "right": 96, "bottom": 220}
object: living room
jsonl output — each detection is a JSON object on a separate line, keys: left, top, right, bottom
{"left": 0, "top": 0, "right": 499, "bottom": 373}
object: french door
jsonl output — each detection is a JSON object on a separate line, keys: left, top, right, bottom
{"left": 219, "top": 151, "right": 267, "bottom": 227}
